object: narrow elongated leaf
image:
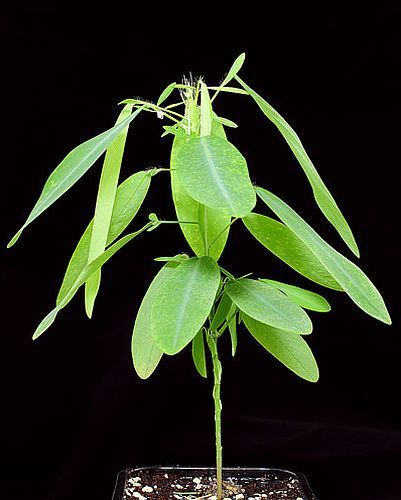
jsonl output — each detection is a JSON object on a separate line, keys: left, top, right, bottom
{"left": 210, "top": 293, "right": 233, "bottom": 331}
{"left": 261, "top": 279, "right": 331, "bottom": 312}
{"left": 8, "top": 107, "right": 143, "bottom": 247}
{"left": 132, "top": 263, "right": 178, "bottom": 379}
{"left": 33, "top": 224, "right": 152, "bottom": 339}
{"left": 257, "top": 187, "right": 391, "bottom": 324}
{"left": 57, "top": 170, "right": 152, "bottom": 305}
{"left": 157, "top": 82, "right": 176, "bottom": 105}
{"left": 175, "top": 135, "right": 256, "bottom": 217}
{"left": 192, "top": 330, "right": 207, "bottom": 378}
{"left": 212, "top": 53, "right": 246, "bottom": 101}
{"left": 85, "top": 104, "right": 133, "bottom": 317}
{"left": 170, "top": 123, "right": 230, "bottom": 260}
{"left": 214, "top": 116, "right": 238, "bottom": 128}
{"left": 228, "top": 303, "right": 238, "bottom": 356}
{"left": 151, "top": 257, "right": 220, "bottom": 355}
{"left": 200, "top": 82, "right": 212, "bottom": 136}
{"left": 243, "top": 314, "right": 319, "bottom": 382}
{"left": 236, "top": 76, "right": 359, "bottom": 257}
{"left": 243, "top": 213, "right": 342, "bottom": 290}
{"left": 226, "top": 278, "right": 312, "bottom": 335}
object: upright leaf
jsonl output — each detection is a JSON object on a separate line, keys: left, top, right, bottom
{"left": 192, "top": 329, "right": 207, "bottom": 378}
{"left": 257, "top": 187, "right": 391, "bottom": 324}
{"left": 175, "top": 135, "right": 256, "bottom": 217}
{"left": 210, "top": 293, "right": 233, "bottom": 331}
{"left": 8, "top": 107, "right": 143, "bottom": 247}
{"left": 151, "top": 257, "right": 220, "bottom": 355}
{"left": 157, "top": 82, "right": 176, "bottom": 106}
{"left": 236, "top": 76, "right": 359, "bottom": 257}
{"left": 212, "top": 53, "right": 246, "bottom": 101}
{"left": 132, "top": 263, "right": 178, "bottom": 379}
{"left": 58, "top": 170, "right": 152, "bottom": 305}
{"left": 243, "top": 315, "right": 319, "bottom": 382}
{"left": 200, "top": 82, "right": 212, "bottom": 136}
{"left": 225, "top": 278, "right": 313, "bottom": 335}
{"left": 170, "top": 123, "right": 231, "bottom": 260}
{"left": 260, "top": 279, "right": 331, "bottom": 312}
{"left": 85, "top": 104, "right": 133, "bottom": 317}
{"left": 243, "top": 213, "right": 342, "bottom": 290}
{"left": 228, "top": 303, "right": 238, "bottom": 356}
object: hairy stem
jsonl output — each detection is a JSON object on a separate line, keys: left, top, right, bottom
{"left": 207, "top": 332, "right": 223, "bottom": 500}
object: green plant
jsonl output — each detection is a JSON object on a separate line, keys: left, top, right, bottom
{"left": 8, "top": 54, "right": 391, "bottom": 499}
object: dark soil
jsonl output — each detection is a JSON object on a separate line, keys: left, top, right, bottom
{"left": 121, "top": 469, "right": 311, "bottom": 500}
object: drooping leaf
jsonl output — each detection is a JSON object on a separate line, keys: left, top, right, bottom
{"left": 132, "top": 263, "right": 178, "bottom": 379}
{"left": 228, "top": 303, "right": 238, "bottom": 356}
{"left": 236, "top": 76, "right": 359, "bottom": 257}
{"left": 260, "top": 279, "right": 331, "bottom": 312}
{"left": 175, "top": 135, "right": 256, "bottom": 217}
{"left": 200, "top": 82, "right": 212, "bottom": 136}
{"left": 151, "top": 257, "right": 220, "bottom": 355}
{"left": 192, "top": 329, "right": 207, "bottom": 378}
{"left": 57, "top": 170, "right": 152, "bottom": 305}
{"left": 243, "top": 314, "right": 319, "bottom": 382}
{"left": 8, "top": 107, "right": 144, "bottom": 247}
{"left": 85, "top": 104, "right": 133, "bottom": 318}
{"left": 157, "top": 82, "right": 176, "bottom": 106}
{"left": 225, "top": 278, "right": 312, "bottom": 335}
{"left": 210, "top": 293, "right": 233, "bottom": 331}
{"left": 242, "top": 213, "right": 342, "bottom": 290}
{"left": 170, "top": 124, "right": 231, "bottom": 260}
{"left": 33, "top": 224, "right": 153, "bottom": 340}
{"left": 257, "top": 187, "right": 391, "bottom": 324}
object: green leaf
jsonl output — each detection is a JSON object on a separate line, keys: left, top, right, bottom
{"left": 8, "top": 107, "right": 144, "bottom": 247}
{"left": 260, "top": 279, "right": 331, "bottom": 312}
{"left": 33, "top": 223, "right": 153, "bottom": 340}
{"left": 257, "top": 187, "right": 391, "bottom": 324}
{"left": 170, "top": 127, "right": 231, "bottom": 261}
{"left": 225, "top": 278, "right": 312, "bottom": 335}
{"left": 175, "top": 135, "right": 256, "bottom": 217}
{"left": 200, "top": 82, "right": 212, "bottom": 136}
{"left": 228, "top": 304, "right": 238, "bottom": 356}
{"left": 210, "top": 293, "right": 233, "bottom": 331}
{"left": 192, "top": 329, "right": 207, "bottom": 378}
{"left": 236, "top": 76, "right": 359, "bottom": 257}
{"left": 243, "top": 314, "right": 319, "bottom": 382}
{"left": 85, "top": 104, "right": 133, "bottom": 318}
{"left": 243, "top": 213, "right": 342, "bottom": 290}
{"left": 151, "top": 257, "right": 220, "bottom": 355}
{"left": 157, "top": 82, "right": 176, "bottom": 106}
{"left": 57, "top": 170, "right": 152, "bottom": 306}
{"left": 214, "top": 116, "right": 238, "bottom": 128}
{"left": 132, "top": 263, "right": 178, "bottom": 379}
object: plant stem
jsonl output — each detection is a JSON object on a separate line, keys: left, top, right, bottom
{"left": 206, "top": 332, "right": 223, "bottom": 500}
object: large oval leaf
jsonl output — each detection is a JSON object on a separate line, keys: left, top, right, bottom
{"left": 257, "top": 187, "right": 391, "bottom": 324}
{"left": 170, "top": 123, "right": 231, "bottom": 260}
{"left": 85, "top": 104, "right": 133, "bottom": 317}
{"left": 260, "top": 279, "right": 331, "bottom": 312}
{"left": 175, "top": 135, "right": 256, "bottom": 217}
{"left": 225, "top": 278, "right": 312, "bottom": 335}
{"left": 151, "top": 257, "right": 220, "bottom": 355}
{"left": 58, "top": 170, "right": 152, "bottom": 305}
{"left": 132, "top": 263, "right": 178, "bottom": 379}
{"left": 243, "top": 213, "right": 342, "bottom": 290}
{"left": 236, "top": 76, "right": 359, "bottom": 257}
{"left": 243, "top": 314, "right": 319, "bottom": 382}
{"left": 8, "top": 107, "right": 143, "bottom": 247}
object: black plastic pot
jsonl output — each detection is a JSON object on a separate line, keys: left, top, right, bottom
{"left": 112, "top": 466, "right": 317, "bottom": 499}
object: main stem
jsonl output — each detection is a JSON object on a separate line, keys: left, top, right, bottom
{"left": 207, "top": 332, "right": 223, "bottom": 500}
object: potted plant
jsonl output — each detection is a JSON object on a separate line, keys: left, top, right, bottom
{"left": 8, "top": 54, "right": 391, "bottom": 499}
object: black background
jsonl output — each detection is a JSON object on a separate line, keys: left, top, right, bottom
{"left": 2, "top": 4, "right": 401, "bottom": 500}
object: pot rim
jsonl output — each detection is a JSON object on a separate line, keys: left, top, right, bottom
{"left": 112, "top": 465, "right": 317, "bottom": 500}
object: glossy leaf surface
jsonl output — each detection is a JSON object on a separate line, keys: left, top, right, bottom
{"left": 192, "top": 329, "right": 207, "bottom": 378}
{"left": 243, "top": 315, "right": 319, "bottom": 382}
{"left": 151, "top": 257, "right": 220, "bottom": 355}
{"left": 225, "top": 278, "right": 313, "bottom": 335}
{"left": 257, "top": 187, "right": 391, "bottom": 324}
{"left": 210, "top": 293, "right": 233, "bottom": 331}
{"left": 175, "top": 135, "right": 256, "bottom": 217}
{"left": 236, "top": 76, "right": 359, "bottom": 257}
{"left": 243, "top": 213, "right": 342, "bottom": 290}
